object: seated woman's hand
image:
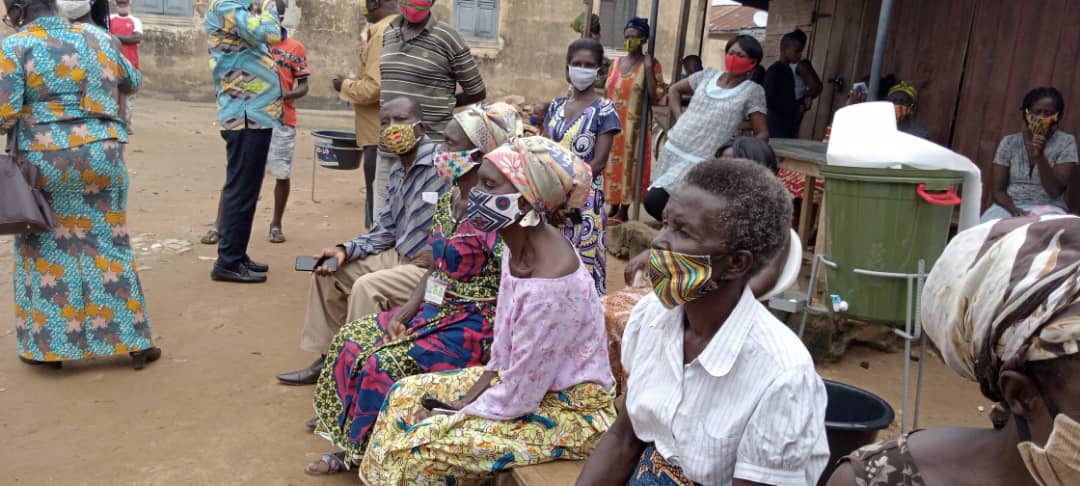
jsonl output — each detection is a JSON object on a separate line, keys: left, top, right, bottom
{"left": 413, "top": 405, "right": 432, "bottom": 423}
{"left": 384, "top": 319, "right": 409, "bottom": 343}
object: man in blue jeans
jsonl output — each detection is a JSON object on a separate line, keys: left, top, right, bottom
{"left": 204, "top": 0, "right": 282, "bottom": 283}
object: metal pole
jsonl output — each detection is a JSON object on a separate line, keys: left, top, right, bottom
{"left": 672, "top": 0, "right": 692, "bottom": 76}
{"left": 630, "top": 0, "right": 661, "bottom": 221}
{"left": 695, "top": 0, "right": 708, "bottom": 58}
{"left": 867, "top": 0, "right": 895, "bottom": 101}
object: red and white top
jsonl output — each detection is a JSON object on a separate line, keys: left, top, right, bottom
{"left": 108, "top": 14, "right": 143, "bottom": 69}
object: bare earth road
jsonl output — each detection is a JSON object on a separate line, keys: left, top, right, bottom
{"left": 1, "top": 98, "right": 990, "bottom": 485}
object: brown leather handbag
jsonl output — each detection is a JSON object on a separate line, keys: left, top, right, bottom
{"left": 0, "top": 132, "right": 56, "bottom": 235}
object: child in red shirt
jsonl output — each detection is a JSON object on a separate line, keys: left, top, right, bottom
{"left": 265, "top": 0, "right": 309, "bottom": 243}
{"left": 109, "top": 0, "right": 142, "bottom": 133}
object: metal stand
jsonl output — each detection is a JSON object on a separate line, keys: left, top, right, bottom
{"left": 799, "top": 256, "right": 928, "bottom": 433}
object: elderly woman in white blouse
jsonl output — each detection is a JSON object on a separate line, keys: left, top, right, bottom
{"left": 577, "top": 158, "right": 829, "bottom": 486}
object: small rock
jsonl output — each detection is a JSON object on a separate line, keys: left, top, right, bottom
{"left": 0, "top": 388, "right": 6, "bottom": 392}
{"left": 251, "top": 351, "right": 262, "bottom": 356}
{"left": 150, "top": 243, "right": 163, "bottom": 249}
{"left": 198, "top": 256, "right": 216, "bottom": 261}
{"left": 977, "top": 405, "right": 986, "bottom": 412}
{"left": 860, "top": 361, "right": 870, "bottom": 370}
{"left": 137, "top": 266, "right": 152, "bottom": 272}
{"left": 176, "top": 247, "right": 192, "bottom": 255}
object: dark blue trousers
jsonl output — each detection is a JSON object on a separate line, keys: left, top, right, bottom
{"left": 217, "top": 129, "right": 272, "bottom": 271}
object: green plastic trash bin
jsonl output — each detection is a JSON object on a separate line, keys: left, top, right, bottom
{"left": 823, "top": 165, "right": 963, "bottom": 323}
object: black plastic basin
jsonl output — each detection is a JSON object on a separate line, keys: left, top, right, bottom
{"left": 818, "top": 380, "right": 896, "bottom": 485}
{"left": 312, "top": 130, "right": 362, "bottom": 170}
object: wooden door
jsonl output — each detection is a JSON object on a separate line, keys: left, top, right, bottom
{"left": 799, "top": 0, "right": 874, "bottom": 141}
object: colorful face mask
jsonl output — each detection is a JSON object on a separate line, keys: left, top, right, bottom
{"left": 647, "top": 249, "right": 721, "bottom": 308}
{"left": 381, "top": 122, "right": 420, "bottom": 155}
{"left": 725, "top": 53, "right": 756, "bottom": 75}
{"left": 433, "top": 146, "right": 479, "bottom": 181}
{"left": 465, "top": 188, "right": 522, "bottom": 232}
{"left": 397, "top": 0, "right": 431, "bottom": 24}
{"left": 1018, "top": 414, "right": 1080, "bottom": 486}
{"left": 624, "top": 38, "right": 643, "bottom": 53}
{"left": 894, "top": 104, "right": 912, "bottom": 122}
{"left": 1026, "top": 110, "right": 1060, "bottom": 137}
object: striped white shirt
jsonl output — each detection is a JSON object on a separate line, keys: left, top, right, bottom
{"left": 623, "top": 288, "right": 829, "bottom": 485}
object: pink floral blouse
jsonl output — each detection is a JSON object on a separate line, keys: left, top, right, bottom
{"left": 461, "top": 249, "right": 613, "bottom": 420}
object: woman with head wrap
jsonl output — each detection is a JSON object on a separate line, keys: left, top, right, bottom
{"left": 605, "top": 17, "right": 664, "bottom": 223}
{"left": 360, "top": 137, "right": 616, "bottom": 484}
{"left": 305, "top": 103, "right": 520, "bottom": 476}
{"left": 828, "top": 215, "right": 1080, "bottom": 486}
{"left": 888, "top": 81, "right": 930, "bottom": 140}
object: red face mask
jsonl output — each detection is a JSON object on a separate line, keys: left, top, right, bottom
{"left": 725, "top": 53, "right": 756, "bottom": 75}
{"left": 398, "top": 0, "right": 432, "bottom": 24}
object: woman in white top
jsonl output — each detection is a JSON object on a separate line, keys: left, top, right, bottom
{"left": 644, "top": 35, "right": 768, "bottom": 221}
{"left": 577, "top": 158, "right": 829, "bottom": 486}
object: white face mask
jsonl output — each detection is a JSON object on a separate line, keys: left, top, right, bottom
{"left": 568, "top": 66, "right": 599, "bottom": 91}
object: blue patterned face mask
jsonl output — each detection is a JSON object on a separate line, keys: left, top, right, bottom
{"left": 464, "top": 188, "right": 523, "bottom": 232}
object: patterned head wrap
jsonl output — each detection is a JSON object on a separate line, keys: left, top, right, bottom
{"left": 572, "top": 12, "right": 601, "bottom": 35}
{"left": 454, "top": 102, "right": 523, "bottom": 154}
{"left": 922, "top": 215, "right": 1080, "bottom": 403}
{"left": 888, "top": 81, "right": 919, "bottom": 106}
{"left": 482, "top": 136, "right": 592, "bottom": 215}
{"left": 625, "top": 17, "right": 650, "bottom": 38}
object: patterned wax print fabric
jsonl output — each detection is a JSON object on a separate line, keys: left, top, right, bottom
{"left": 1, "top": 17, "right": 151, "bottom": 362}
{"left": 545, "top": 97, "right": 621, "bottom": 295}
{"left": 606, "top": 57, "right": 663, "bottom": 205}
{"left": 0, "top": 17, "right": 139, "bottom": 152}
{"left": 313, "top": 191, "right": 502, "bottom": 462}
{"left": 838, "top": 431, "right": 927, "bottom": 486}
{"left": 359, "top": 366, "right": 617, "bottom": 484}
{"left": 205, "top": 0, "right": 283, "bottom": 130}
{"left": 627, "top": 445, "right": 702, "bottom": 486}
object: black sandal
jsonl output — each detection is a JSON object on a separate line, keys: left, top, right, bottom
{"left": 130, "top": 347, "right": 162, "bottom": 370}
{"left": 304, "top": 452, "right": 348, "bottom": 476}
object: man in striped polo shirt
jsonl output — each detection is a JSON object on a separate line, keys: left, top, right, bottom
{"left": 277, "top": 97, "right": 448, "bottom": 385}
{"left": 371, "top": 0, "right": 486, "bottom": 217}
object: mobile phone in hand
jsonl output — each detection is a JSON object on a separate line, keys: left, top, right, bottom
{"left": 295, "top": 256, "right": 338, "bottom": 272}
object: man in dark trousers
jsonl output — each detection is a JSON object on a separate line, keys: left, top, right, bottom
{"left": 204, "top": 0, "right": 283, "bottom": 283}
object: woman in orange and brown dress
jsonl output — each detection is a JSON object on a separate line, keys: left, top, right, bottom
{"left": 605, "top": 17, "right": 662, "bottom": 223}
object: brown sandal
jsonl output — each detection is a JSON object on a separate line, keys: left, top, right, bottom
{"left": 304, "top": 452, "right": 348, "bottom": 476}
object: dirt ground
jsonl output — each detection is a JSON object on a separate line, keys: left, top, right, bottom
{"left": 0, "top": 98, "right": 993, "bottom": 485}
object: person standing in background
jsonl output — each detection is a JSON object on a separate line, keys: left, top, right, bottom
{"left": 204, "top": 0, "right": 281, "bottom": 283}
{"left": 263, "top": 0, "right": 308, "bottom": 244}
{"left": 374, "top": 0, "right": 485, "bottom": 217}
{"left": 605, "top": 17, "right": 662, "bottom": 223}
{"left": 765, "top": 29, "right": 820, "bottom": 139}
{"left": 334, "top": 0, "right": 397, "bottom": 230}
{"left": 109, "top": 0, "right": 141, "bottom": 133}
